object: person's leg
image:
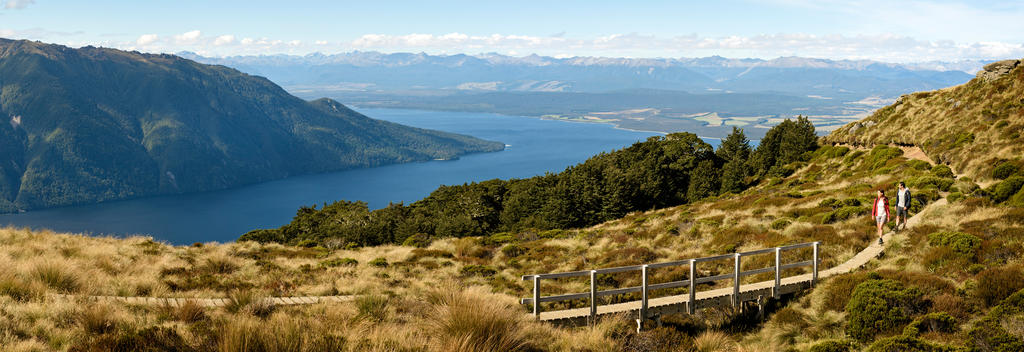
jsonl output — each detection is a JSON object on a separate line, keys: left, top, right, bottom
{"left": 876, "top": 217, "right": 884, "bottom": 244}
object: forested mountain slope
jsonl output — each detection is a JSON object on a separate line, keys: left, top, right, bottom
{"left": 0, "top": 39, "right": 503, "bottom": 212}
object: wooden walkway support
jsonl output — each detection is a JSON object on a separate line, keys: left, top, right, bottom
{"left": 521, "top": 242, "right": 822, "bottom": 325}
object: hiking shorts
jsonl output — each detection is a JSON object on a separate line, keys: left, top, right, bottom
{"left": 876, "top": 215, "right": 887, "bottom": 225}
{"left": 896, "top": 206, "right": 908, "bottom": 218}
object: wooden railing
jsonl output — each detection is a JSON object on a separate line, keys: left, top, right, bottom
{"left": 520, "top": 242, "right": 820, "bottom": 319}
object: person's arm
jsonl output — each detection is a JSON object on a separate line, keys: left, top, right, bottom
{"left": 871, "top": 198, "right": 877, "bottom": 217}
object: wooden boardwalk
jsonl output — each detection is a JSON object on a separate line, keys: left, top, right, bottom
{"left": 51, "top": 293, "right": 354, "bottom": 307}
{"left": 521, "top": 198, "right": 944, "bottom": 325}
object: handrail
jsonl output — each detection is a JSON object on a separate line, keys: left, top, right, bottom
{"left": 520, "top": 241, "right": 820, "bottom": 321}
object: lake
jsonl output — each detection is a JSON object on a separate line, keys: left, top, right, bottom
{"left": 0, "top": 109, "right": 718, "bottom": 245}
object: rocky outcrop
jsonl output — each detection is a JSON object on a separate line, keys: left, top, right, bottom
{"left": 976, "top": 59, "right": 1021, "bottom": 81}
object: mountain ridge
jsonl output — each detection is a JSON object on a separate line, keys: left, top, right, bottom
{"left": 0, "top": 39, "right": 504, "bottom": 213}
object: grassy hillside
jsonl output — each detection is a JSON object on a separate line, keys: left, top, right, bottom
{"left": 3, "top": 57, "right": 1024, "bottom": 350}
{"left": 825, "top": 59, "right": 1024, "bottom": 181}
{"left": 0, "top": 39, "right": 503, "bottom": 213}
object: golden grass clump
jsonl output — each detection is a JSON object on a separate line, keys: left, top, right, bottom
{"left": 424, "top": 286, "right": 542, "bottom": 352}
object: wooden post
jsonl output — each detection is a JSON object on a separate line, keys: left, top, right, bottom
{"left": 589, "top": 270, "right": 597, "bottom": 324}
{"left": 733, "top": 253, "right": 741, "bottom": 308}
{"left": 640, "top": 265, "right": 649, "bottom": 321}
{"left": 532, "top": 275, "right": 540, "bottom": 317}
{"left": 774, "top": 247, "right": 781, "bottom": 299}
{"left": 812, "top": 242, "right": 820, "bottom": 286}
{"left": 688, "top": 259, "right": 696, "bottom": 314}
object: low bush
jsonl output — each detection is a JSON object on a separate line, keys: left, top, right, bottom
{"left": 902, "top": 312, "right": 957, "bottom": 337}
{"left": 866, "top": 335, "right": 960, "bottom": 352}
{"left": 809, "top": 339, "right": 857, "bottom": 352}
{"left": 909, "top": 176, "right": 954, "bottom": 192}
{"left": 319, "top": 257, "right": 358, "bottom": 268}
{"left": 975, "top": 265, "right": 1024, "bottom": 307}
{"left": 991, "top": 176, "right": 1024, "bottom": 203}
{"left": 500, "top": 244, "right": 526, "bottom": 258}
{"left": 401, "top": 233, "right": 432, "bottom": 248}
{"left": 770, "top": 218, "right": 792, "bottom": 230}
{"left": 966, "top": 288, "right": 1024, "bottom": 351}
{"left": 992, "top": 162, "right": 1019, "bottom": 180}
{"left": 846, "top": 279, "right": 926, "bottom": 341}
{"left": 930, "top": 165, "right": 954, "bottom": 179}
{"left": 460, "top": 264, "right": 497, "bottom": 277}
{"left": 368, "top": 257, "right": 389, "bottom": 268}
{"left": 927, "top": 231, "right": 981, "bottom": 259}
{"left": 823, "top": 206, "right": 867, "bottom": 224}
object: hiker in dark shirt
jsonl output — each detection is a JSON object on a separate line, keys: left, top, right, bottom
{"left": 895, "top": 182, "right": 911, "bottom": 231}
{"left": 871, "top": 189, "right": 889, "bottom": 245}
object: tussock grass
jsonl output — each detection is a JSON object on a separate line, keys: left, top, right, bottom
{"left": 30, "top": 262, "right": 81, "bottom": 293}
{"left": 424, "top": 286, "right": 541, "bottom": 352}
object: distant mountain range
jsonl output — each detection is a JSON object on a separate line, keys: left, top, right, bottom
{"left": 182, "top": 51, "right": 977, "bottom": 100}
{"left": 0, "top": 39, "right": 503, "bottom": 213}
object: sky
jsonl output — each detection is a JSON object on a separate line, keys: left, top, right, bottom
{"left": 1, "top": 0, "right": 1022, "bottom": 62}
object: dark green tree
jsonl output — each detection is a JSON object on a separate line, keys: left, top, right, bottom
{"left": 717, "top": 127, "right": 752, "bottom": 194}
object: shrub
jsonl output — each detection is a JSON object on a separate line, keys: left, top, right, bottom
{"left": 819, "top": 198, "right": 840, "bottom": 209}
{"left": 823, "top": 206, "right": 866, "bottom": 224}
{"left": 479, "top": 232, "right": 515, "bottom": 246}
{"left": 866, "top": 335, "right": 960, "bottom": 352}
{"left": 966, "top": 288, "right": 1024, "bottom": 351}
{"left": 31, "top": 263, "right": 82, "bottom": 293}
{"left": 902, "top": 312, "right": 956, "bottom": 337}
{"left": 906, "top": 160, "right": 932, "bottom": 171}
{"left": 845, "top": 279, "right": 925, "bottom": 341}
{"left": 947, "top": 192, "right": 964, "bottom": 202}
{"left": 770, "top": 218, "right": 792, "bottom": 230}
{"left": 500, "top": 244, "right": 526, "bottom": 258}
{"left": 992, "top": 162, "right": 1020, "bottom": 180}
{"left": 368, "top": 257, "right": 389, "bottom": 267}
{"left": 821, "top": 272, "right": 874, "bottom": 312}
{"left": 926, "top": 231, "right": 981, "bottom": 258}
{"left": 866, "top": 145, "right": 904, "bottom": 170}
{"left": 693, "top": 330, "right": 736, "bottom": 352}
{"left": 402, "top": 233, "right": 432, "bottom": 248}
{"left": 319, "top": 257, "right": 358, "bottom": 268}
{"left": 460, "top": 264, "right": 497, "bottom": 277}
{"left": 975, "top": 266, "right": 1024, "bottom": 307}
{"left": 991, "top": 176, "right": 1024, "bottom": 203}
{"left": 809, "top": 339, "right": 857, "bottom": 352}
{"left": 930, "top": 165, "right": 954, "bottom": 179}
{"left": 909, "top": 176, "right": 954, "bottom": 192}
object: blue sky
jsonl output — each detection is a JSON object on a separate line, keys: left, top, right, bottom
{"left": 1, "top": 0, "right": 1022, "bottom": 62}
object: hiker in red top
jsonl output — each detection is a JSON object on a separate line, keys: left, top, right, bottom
{"left": 872, "top": 189, "right": 890, "bottom": 245}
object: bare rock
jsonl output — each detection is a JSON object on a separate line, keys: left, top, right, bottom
{"left": 976, "top": 59, "right": 1021, "bottom": 81}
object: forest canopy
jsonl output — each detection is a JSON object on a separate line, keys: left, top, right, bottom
{"left": 240, "top": 117, "right": 818, "bottom": 247}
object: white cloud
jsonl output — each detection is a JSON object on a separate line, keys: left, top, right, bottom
{"left": 136, "top": 34, "right": 158, "bottom": 46}
{"left": 3, "top": 0, "right": 35, "bottom": 10}
{"left": 240, "top": 37, "right": 254, "bottom": 45}
{"left": 213, "top": 34, "right": 235, "bottom": 46}
{"left": 315, "top": 40, "right": 328, "bottom": 45}
{"left": 173, "top": 30, "right": 201, "bottom": 44}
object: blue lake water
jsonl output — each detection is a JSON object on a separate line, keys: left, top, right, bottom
{"left": 0, "top": 109, "right": 719, "bottom": 245}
